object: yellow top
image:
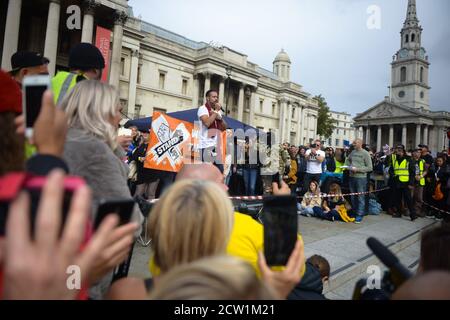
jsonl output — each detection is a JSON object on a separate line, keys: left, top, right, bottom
{"left": 149, "top": 212, "right": 306, "bottom": 278}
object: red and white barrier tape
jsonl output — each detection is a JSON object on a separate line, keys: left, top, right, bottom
{"left": 421, "top": 201, "right": 450, "bottom": 215}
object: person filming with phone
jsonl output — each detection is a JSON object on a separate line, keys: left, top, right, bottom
{"left": 302, "top": 139, "right": 325, "bottom": 195}
{"left": 197, "top": 89, "right": 228, "bottom": 173}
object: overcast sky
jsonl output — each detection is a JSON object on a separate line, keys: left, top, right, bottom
{"left": 128, "top": 0, "right": 450, "bottom": 116}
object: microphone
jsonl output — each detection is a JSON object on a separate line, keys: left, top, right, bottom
{"left": 366, "top": 237, "right": 412, "bottom": 288}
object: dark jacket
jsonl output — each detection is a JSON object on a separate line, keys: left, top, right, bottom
{"left": 287, "top": 262, "right": 327, "bottom": 300}
{"left": 325, "top": 155, "right": 336, "bottom": 172}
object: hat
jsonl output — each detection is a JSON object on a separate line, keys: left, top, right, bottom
{"left": 418, "top": 144, "right": 429, "bottom": 150}
{"left": 412, "top": 148, "right": 422, "bottom": 153}
{"left": 396, "top": 144, "right": 405, "bottom": 150}
{"left": 0, "top": 70, "right": 22, "bottom": 114}
{"left": 69, "top": 43, "right": 105, "bottom": 70}
{"left": 10, "top": 51, "right": 48, "bottom": 73}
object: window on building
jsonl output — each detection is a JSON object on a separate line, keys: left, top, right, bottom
{"left": 291, "top": 107, "right": 295, "bottom": 118}
{"left": 336, "top": 139, "right": 340, "bottom": 146}
{"left": 153, "top": 107, "right": 167, "bottom": 114}
{"left": 337, "top": 129, "right": 340, "bottom": 135}
{"left": 182, "top": 79, "right": 188, "bottom": 95}
{"left": 337, "top": 114, "right": 340, "bottom": 119}
{"left": 411, "top": 33, "right": 415, "bottom": 42}
{"left": 259, "top": 99, "right": 264, "bottom": 113}
{"left": 400, "top": 67, "right": 407, "bottom": 82}
{"left": 159, "top": 72, "right": 166, "bottom": 90}
{"left": 405, "top": 34, "right": 409, "bottom": 43}
{"left": 344, "top": 130, "right": 346, "bottom": 136}
{"left": 120, "top": 57, "right": 125, "bottom": 76}
{"left": 137, "top": 65, "right": 142, "bottom": 84}
{"left": 134, "top": 105, "right": 141, "bottom": 119}
{"left": 272, "top": 103, "right": 276, "bottom": 115}
{"left": 420, "top": 67, "right": 424, "bottom": 83}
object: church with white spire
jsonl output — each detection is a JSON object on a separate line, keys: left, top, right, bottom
{"left": 354, "top": 0, "right": 449, "bottom": 153}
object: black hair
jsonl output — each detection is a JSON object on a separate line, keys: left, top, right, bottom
{"left": 205, "top": 89, "right": 218, "bottom": 98}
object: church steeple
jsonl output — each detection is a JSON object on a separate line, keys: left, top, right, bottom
{"left": 403, "top": 0, "right": 419, "bottom": 28}
{"left": 391, "top": 0, "right": 430, "bottom": 110}
{"left": 400, "top": 0, "right": 423, "bottom": 50}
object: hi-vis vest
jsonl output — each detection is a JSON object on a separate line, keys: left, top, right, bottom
{"left": 393, "top": 157, "right": 410, "bottom": 183}
{"left": 335, "top": 160, "right": 345, "bottom": 174}
{"left": 416, "top": 159, "right": 425, "bottom": 186}
{"left": 52, "top": 71, "right": 86, "bottom": 105}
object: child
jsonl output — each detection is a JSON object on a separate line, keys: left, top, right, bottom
{"left": 288, "top": 255, "right": 330, "bottom": 300}
{"left": 298, "top": 180, "right": 322, "bottom": 217}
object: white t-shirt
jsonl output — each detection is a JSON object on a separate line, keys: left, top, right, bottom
{"left": 197, "top": 105, "right": 218, "bottom": 149}
{"left": 305, "top": 149, "right": 325, "bottom": 174}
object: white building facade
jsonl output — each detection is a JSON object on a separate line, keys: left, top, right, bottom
{"left": 323, "top": 111, "right": 355, "bottom": 149}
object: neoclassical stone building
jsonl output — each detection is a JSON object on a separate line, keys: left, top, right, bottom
{"left": 354, "top": 0, "right": 450, "bottom": 153}
{"left": 0, "top": 0, "right": 320, "bottom": 146}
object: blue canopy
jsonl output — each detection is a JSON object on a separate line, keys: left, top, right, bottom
{"left": 124, "top": 108, "right": 263, "bottom": 134}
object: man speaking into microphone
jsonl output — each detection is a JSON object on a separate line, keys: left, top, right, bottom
{"left": 197, "top": 89, "right": 228, "bottom": 173}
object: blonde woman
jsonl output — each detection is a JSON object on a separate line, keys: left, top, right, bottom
{"left": 149, "top": 179, "right": 234, "bottom": 273}
{"left": 149, "top": 255, "right": 278, "bottom": 300}
{"left": 60, "top": 80, "right": 142, "bottom": 299}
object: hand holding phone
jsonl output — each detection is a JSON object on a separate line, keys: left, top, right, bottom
{"left": 262, "top": 195, "right": 298, "bottom": 267}
{"left": 94, "top": 199, "right": 135, "bottom": 230}
{"left": 22, "top": 75, "right": 51, "bottom": 139}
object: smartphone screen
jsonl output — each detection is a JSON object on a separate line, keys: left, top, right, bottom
{"left": 25, "top": 84, "right": 47, "bottom": 128}
{"left": 94, "top": 199, "right": 135, "bottom": 230}
{"left": 263, "top": 195, "right": 298, "bottom": 266}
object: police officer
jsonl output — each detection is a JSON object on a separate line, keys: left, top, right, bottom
{"left": 52, "top": 43, "right": 105, "bottom": 105}
{"left": 390, "top": 144, "right": 417, "bottom": 221}
{"left": 411, "top": 148, "right": 428, "bottom": 217}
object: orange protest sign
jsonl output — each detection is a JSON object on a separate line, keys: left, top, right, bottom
{"left": 144, "top": 112, "right": 194, "bottom": 172}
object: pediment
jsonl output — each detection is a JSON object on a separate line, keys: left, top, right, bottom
{"left": 354, "top": 101, "right": 421, "bottom": 121}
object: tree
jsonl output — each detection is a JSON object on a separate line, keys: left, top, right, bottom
{"left": 314, "top": 94, "right": 336, "bottom": 139}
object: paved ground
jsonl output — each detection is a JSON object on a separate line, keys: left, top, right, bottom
{"left": 129, "top": 213, "right": 438, "bottom": 300}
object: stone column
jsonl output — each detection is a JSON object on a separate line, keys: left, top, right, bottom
{"left": 303, "top": 112, "right": 309, "bottom": 144}
{"left": 297, "top": 106, "right": 303, "bottom": 145}
{"left": 192, "top": 74, "right": 200, "bottom": 108}
{"left": 43, "top": 0, "right": 61, "bottom": 76}
{"left": 389, "top": 124, "right": 394, "bottom": 147}
{"left": 423, "top": 125, "right": 429, "bottom": 146}
{"left": 402, "top": 124, "right": 407, "bottom": 147}
{"left": 1, "top": 0, "right": 22, "bottom": 70}
{"left": 285, "top": 102, "right": 292, "bottom": 143}
{"left": 204, "top": 72, "right": 211, "bottom": 93}
{"left": 128, "top": 49, "right": 139, "bottom": 118}
{"left": 109, "top": 11, "right": 127, "bottom": 89}
{"left": 81, "top": 0, "right": 97, "bottom": 43}
{"left": 376, "top": 126, "right": 382, "bottom": 152}
{"left": 237, "top": 84, "right": 245, "bottom": 122}
{"left": 416, "top": 124, "right": 422, "bottom": 146}
{"left": 312, "top": 115, "right": 318, "bottom": 140}
{"left": 358, "top": 126, "right": 364, "bottom": 140}
{"left": 366, "top": 126, "right": 371, "bottom": 146}
{"left": 218, "top": 77, "right": 225, "bottom": 106}
{"left": 248, "top": 89, "right": 256, "bottom": 127}
{"left": 278, "top": 99, "right": 285, "bottom": 143}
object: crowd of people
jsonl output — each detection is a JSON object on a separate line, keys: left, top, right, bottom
{"left": 0, "top": 43, "right": 449, "bottom": 301}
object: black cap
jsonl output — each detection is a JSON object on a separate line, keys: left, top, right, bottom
{"left": 396, "top": 144, "right": 405, "bottom": 150}
{"left": 10, "top": 51, "right": 48, "bottom": 73}
{"left": 418, "top": 144, "right": 429, "bottom": 150}
{"left": 69, "top": 43, "right": 105, "bottom": 70}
